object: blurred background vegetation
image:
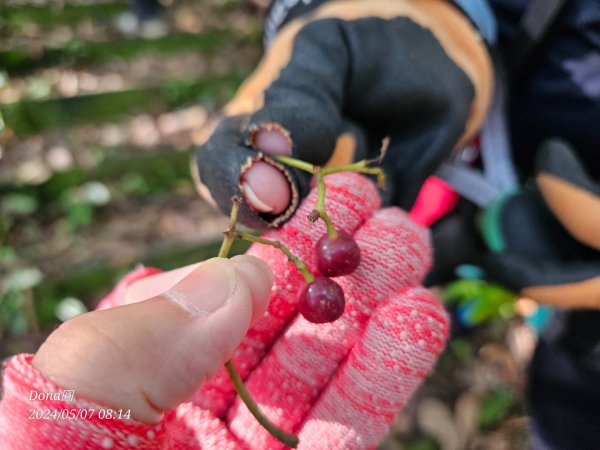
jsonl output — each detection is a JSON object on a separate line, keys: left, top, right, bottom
{"left": 1, "top": 1, "right": 534, "bottom": 448}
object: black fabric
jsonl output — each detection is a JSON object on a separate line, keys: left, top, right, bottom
{"left": 485, "top": 3, "right": 600, "bottom": 447}
{"left": 529, "top": 310, "right": 600, "bottom": 450}
{"left": 475, "top": 183, "right": 600, "bottom": 448}
{"left": 265, "top": 0, "right": 490, "bottom": 47}
{"left": 260, "top": 17, "right": 475, "bottom": 210}
{"left": 196, "top": 116, "right": 311, "bottom": 230}
{"left": 489, "top": 0, "right": 530, "bottom": 46}
{"left": 265, "top": 0, "right": 329, "bottom": 45}
{"left": 498, "top": 189, "right": 597, "bottom": 261}
{"left": 481, "top": 189, "right": 599, "bottom": 289}
{"left": 500, "top": 0, "right": 600, "bottom": 180}
{"left": 424, "top": 200, "right": 486, "bottom": 286}
{"left": 265, "top": 0, "right": 600, "bottom": 184}
{"left": 196, "top": 16, "right": 474, "bottom": 227}
{"left": 484, "top": 251, "right": 600, "bottom": 291}
{"left": 536, "top": 139, "right": 600, "bottom": 196}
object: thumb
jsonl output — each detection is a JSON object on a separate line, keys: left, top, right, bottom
{"left": 32, "top": 256, "right": 273, "bottom": 424}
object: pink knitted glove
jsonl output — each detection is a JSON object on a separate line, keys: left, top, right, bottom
{"left": 194, "top": 172, "right": 449, "bottom": 449}
{"left": 0, "top": 173, "right": 448, "bottom": 450}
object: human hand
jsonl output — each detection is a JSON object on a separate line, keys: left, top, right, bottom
{"left": 193, "top": 172, "right": 448, "bottom": 449}
{"left": 194, "top": 0, "right": 493, "bottom": 229}
{"left": 481, "top": 139, "right": 600, "bottom": 308}
{"left": 32, "top": 255, "right": 274, "bottom": 424}
{"left": 29, "top": 173, "right": 449, "bottom": 449}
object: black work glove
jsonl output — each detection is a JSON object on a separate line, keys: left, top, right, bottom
{"left": 481, "top": 139, "right": 600, "bottom": 308}
{"left": 194, "top": 0, "right": 493, "bottom": 229}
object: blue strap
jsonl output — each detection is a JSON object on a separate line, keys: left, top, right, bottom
{"left": 452, "top": 0, "right": 498, "bottom": 45}
{"left": 480, "top": 78, "right": 518, "bottom": 191}
{"left": 435, "top": 75, "right": 518, "bottom": 208}
{"left": 265, "top": 1, "right": 498, "bottom": 47}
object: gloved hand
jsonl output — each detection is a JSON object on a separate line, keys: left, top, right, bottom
{"left": 195, "top": 0, "right": 493, "bottom": 229}
{"left": 2, "top": 174, "right": 449, "bottom": 449}
{"left": 481, "top": 139, "right": 600, "bottom": 308}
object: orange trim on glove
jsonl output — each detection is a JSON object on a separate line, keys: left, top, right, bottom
{"left": 226, "top": 0, "right": 493, "bottom": 149}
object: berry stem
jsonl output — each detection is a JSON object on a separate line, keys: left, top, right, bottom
{"left": 237, "top": 231, "right": 315, "bottom": 283}
{"left": 322, "top": 164, "right": 386, "bottom": 189}
{"left": 273, "top": 154, "right": 386, "bottom": 189}
{"left": 315, "top": 170, "right": 337, "bottom": 239}
{"left": 218, "top": 196, "right": 242, "bottom": 258}
{"left": 322, "top": 137, "right": 388, "bottom": 188}
{"left": 273, "top": 155, "right": 315, "bottom": 173}
{"left": 225, "top": 361, "right": 300, "bottom": 449}
{"left": 218, "top": 197, "right": 300, "bottom": 448}
{"left": 272, "top": 155, "right": 339, "bottom": 238}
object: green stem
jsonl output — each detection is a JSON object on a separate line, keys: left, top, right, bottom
{"left": 218, "top": 197, "right": 241, "bottom": 258}
{"left": 274, "top": 154, "right": 386, "bottom": 232}
{"left": 273, "top": 155, "right": 315, "bottom": 173}
{"left": 322, "top": 164, "right": 386, "bottom": 188}
{"left": 320, "top": 160, "right": 367, "bottom": 175}
{"left": 316, "top": 171, "right": 337, "bottom": 239}
{"left": 225, "top": 361, "right": 299, "bottom": 448}
{"left": 219, "top": 198, "right": 300, "bottom": 448}
{"left": 274, "top": 153, "right": 386, "bottom": 188}
{"left": 237, "top": 231, "right": 315, "bottom": 283}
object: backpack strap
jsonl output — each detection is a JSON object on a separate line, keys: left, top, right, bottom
{"left": 435, "top": 74, "right": 518, "bottom": 208}
{"left": 436, "top": 0, "right": 571, "bottom": 208}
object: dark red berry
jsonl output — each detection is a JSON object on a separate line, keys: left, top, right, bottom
{"left": 298, "top": 277, "right": 345, "bottom": 323}
{"left": 315, "top": 232, "right": 361, "bottom": 277}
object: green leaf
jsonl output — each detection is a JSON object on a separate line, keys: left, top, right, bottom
{"left": 65, "top": 202, "right": 93, "bottom": 230}
{"left": 444, "top": 278, "right": 517, "bottom": 325}
{"left": 1, "top": 289, "right": 34, "bottom": 336}
{"left": 1, "top": 193, "right": 38, "bottom": 216}
{"left": 120, "top": 172, "right": 150, "bottom": 196}
{"left": 0, "top": 247, "right": 17, "bottom": 265}
{"left": 443, "top": 279, "right": 484, "bottom": 304}
{"left": 478, "top": 388, "right": 516, "bottom": 429}
{"left": 404, "top": 437, "right": 439, "bottom": 450}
